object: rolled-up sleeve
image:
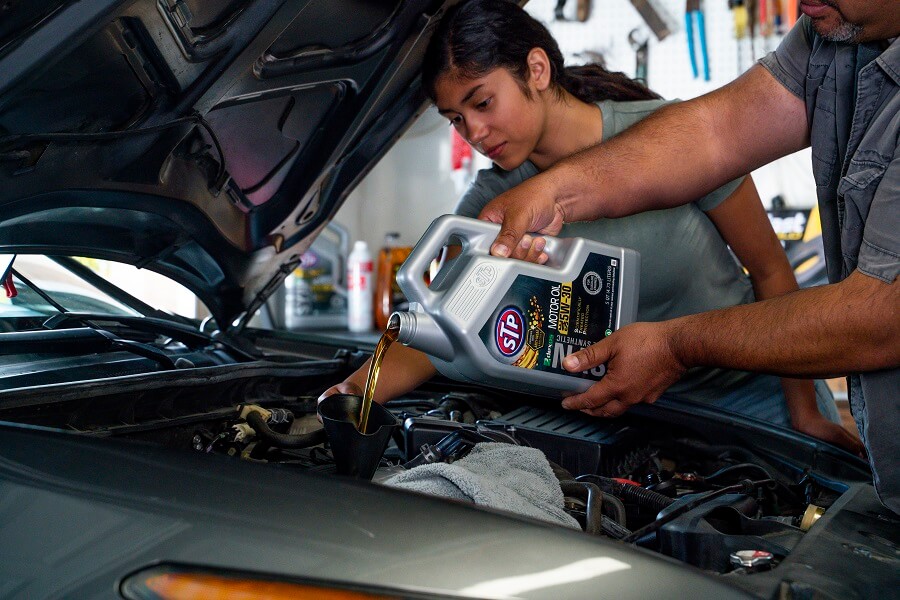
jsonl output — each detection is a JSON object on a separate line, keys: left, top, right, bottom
{"left": 695, "top": 176, "right": 745, "bottom": 212}
{"left": 859, "top": 155, "right": 900, "bottom": 283}
{"left": 758, "top": 17, "right": 814, "bottom": 100}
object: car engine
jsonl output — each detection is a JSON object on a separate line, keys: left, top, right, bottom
{"left": 96, "top": 384, "right": 847, "bottom": 576}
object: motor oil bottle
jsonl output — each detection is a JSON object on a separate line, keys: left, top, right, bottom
{"left": 390, "top": 215, "right": 640, "bottom": 397}
{"left": 284, "top": 222, "right": 349, "bottom": 330}
{"left": 374, "top": 232, "right": 412, "bottom": 331}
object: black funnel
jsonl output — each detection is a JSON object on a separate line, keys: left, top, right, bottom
{"left": 318, "top": 394, "right": 398, "bottom": 480}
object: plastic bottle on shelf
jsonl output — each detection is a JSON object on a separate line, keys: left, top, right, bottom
{"left": 347, "top": 240, "right": 374, "bottom": 332}
{"left": 374, "top": 232, "right": 413, "bottom": 331}
{"left": 283, "top": 266, "right": 313, "bottom": 330}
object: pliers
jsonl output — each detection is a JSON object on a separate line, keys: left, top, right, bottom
{"left": 686, "top": 0, "right": 710, "bottom": 81}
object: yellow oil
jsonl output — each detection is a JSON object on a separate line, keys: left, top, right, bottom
{"left": 358, "top": 321, "right": 399, "bottom": 433}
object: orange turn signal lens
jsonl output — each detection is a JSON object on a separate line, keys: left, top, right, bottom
{"left": 122, "top": 567, "right": 397, "bottom": 600}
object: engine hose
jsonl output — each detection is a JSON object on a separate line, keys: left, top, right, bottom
{"left": 577, "top": 475, "right": 675, "bottom": 513}
{"left": 704, "top": 462, "right": 774, "bottom": 484}
{"left": 547, "top": 460, "right": 576, "bottom": 483}
{"left": 600, "top": 491, "right": 628, "bottom": 527}
{"left": 601, "top": 515, "right": 632, "bottom": 539}
{"left": 246, "top": 411, "right": 326, "bottom": 449}
{"left": 560, "top": 481, "right": 603, "bottom": 536}
{"left": 622, "top": 478, "right": 774, "bottom": 544}
{"left": 672, "top": 438, "right": 802, "bottom": 499}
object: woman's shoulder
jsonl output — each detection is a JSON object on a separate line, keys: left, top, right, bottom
{"left": 600, "top": 98, "right": 679, "bottom": 137}
{"left": 455, "top": 161, "right": 540, "bottom": 218}
{"left": 602, "top": 97, "right": 678, "bottom": 115}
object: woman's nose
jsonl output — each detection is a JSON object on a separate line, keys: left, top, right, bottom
{"left": 466, "top": 116, "right": 488, "bottom": 146}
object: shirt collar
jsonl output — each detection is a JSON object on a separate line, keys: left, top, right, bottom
{"left": 875, "top": 36, "right": 900, "bottom": 86}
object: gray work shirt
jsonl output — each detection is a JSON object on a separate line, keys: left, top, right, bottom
{"left": 760, "top": 18, "right": 899, "bottom": 513}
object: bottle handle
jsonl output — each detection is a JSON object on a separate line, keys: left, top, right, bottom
{"left": 460, "top": 218, "right": 569, "bottom": 268}
{"left": 397, "top": 215, "right": 571, "bottom": 308}
{"left": 396, "top": 215, "right": 499, "bottom": 309}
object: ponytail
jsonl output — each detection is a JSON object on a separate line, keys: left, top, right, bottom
{"left": 560, "top": 65, "right": 661, "bottom": 103}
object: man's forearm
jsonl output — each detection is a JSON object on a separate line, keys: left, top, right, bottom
{"left": 548, "top": 66, "right": 809, "bottom": 221}
{"left": 668, "top": 271, "right": 899, "bottom": 377}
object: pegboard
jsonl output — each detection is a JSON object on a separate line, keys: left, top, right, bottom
{"left": 523, "top": 0, "right": 816, "bottom": 208}
{"left": 525, "top": 0, "right": 784, "bottom": 101}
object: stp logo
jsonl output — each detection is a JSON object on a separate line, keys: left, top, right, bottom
{"left": 495, "top": 307, "right": 525, "bottom": 356}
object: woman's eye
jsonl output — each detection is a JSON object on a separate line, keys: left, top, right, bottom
{"left": 476, "top": 98, "right": 491, "bottom": 109}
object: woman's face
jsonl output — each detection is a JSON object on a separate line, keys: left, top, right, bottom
{"left": 434, "top": 67, "right": 545, "bottom": 170}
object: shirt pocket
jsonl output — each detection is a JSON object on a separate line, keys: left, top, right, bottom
{"left": 836, "top": 159, "right": 887, "bottom": 266}
{"left": 807, "top": 77, "right": 839, "bottom": 188}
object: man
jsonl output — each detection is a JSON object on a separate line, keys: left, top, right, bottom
{"left": 477, "top": 3, "right": 899, "bottom": 512}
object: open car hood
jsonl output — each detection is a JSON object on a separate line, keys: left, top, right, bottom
{"left": 0, "top": 0, "right": 453, "bottom": 327}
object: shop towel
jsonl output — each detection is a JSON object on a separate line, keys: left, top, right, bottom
{"left": 384, "top": 442, "right": 579, "bottom": 529}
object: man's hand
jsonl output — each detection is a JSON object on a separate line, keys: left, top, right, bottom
{"left": 478, "top": 173, "right": 567, "bottom": 259}
{"left": 559, "top": 322, "right": 687, "bottom": 417}
{"left": 516, "top": 234, "right": 550, "bottom": 264}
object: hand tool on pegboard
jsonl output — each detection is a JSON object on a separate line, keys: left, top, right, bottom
{"left": 629, "top": 0, "right": 673, "bottom": 40}
{"left": 784, "top": 0, "right": 798, "bottom": 28}
{"left": 729, "top": 0, "right": 749, "bottom": 72}
{"left": 628, "top": 28, "right": 650, "bottom": 83}
{"left": 554, "top": 0, "right": 591, "bottom": 22}
{"left": 759, "top": 0, "right": 773, "bottom": 36}
{"left": 685, "top": 0, "right": 710, "bottom": 81}
{"left": 746, "top": 0, "right": 757, "bottom": 60}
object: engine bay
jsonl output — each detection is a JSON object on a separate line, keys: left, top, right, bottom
{"left": 22, "top": 376, "right": 855, "bottom": 579}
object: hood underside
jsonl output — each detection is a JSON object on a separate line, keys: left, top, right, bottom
{"left": 0, "top": 0, "right": 457, "bottom": 326}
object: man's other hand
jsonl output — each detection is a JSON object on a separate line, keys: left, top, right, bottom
{"left": 559, "top": 322, "right": 687, "bottom": 417}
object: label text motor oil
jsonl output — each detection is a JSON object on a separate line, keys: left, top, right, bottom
{"left": 392, "top": 215, "right": 640, "bottom": 398}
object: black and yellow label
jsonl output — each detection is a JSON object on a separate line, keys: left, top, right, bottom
{"left": 478, "top": 253, "right": 619, "bottom": 381}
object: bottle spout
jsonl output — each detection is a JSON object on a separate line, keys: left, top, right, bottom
{"left": 390, "top": 311, "right": 454, "bottom": 362}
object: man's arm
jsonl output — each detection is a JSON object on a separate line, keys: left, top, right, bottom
{"left": 560, "top": 271, "right": 899, "bottom": 416}
{"left": 704, "top": 177, "right": 863, "bottom": 453}
{"left": 669, "top": 270, "right": 899, "bottom": 376}
{"left": 479, "top": 65, "right": 810, "bottom": 258}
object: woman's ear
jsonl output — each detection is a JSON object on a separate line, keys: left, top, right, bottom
{"left": 526, "top": 47, "right": 552, "bottom": 92}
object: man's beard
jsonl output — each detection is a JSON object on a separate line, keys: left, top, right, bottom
{"left": 809, "top": 3, "right": 863, "bottom": 43}
{"left": 816, "top": 20, "right": 863, "bottom": 42}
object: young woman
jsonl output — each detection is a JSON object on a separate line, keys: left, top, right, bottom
{"left": 321, "top": 0, "right": 860, "bottom": 452}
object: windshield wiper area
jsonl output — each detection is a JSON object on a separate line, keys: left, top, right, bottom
{"left": 0, "top": 327, "right": 180, "bottom": 370}
{"left": 4, "top": 267, "right": 258, "bottom": 367}
{"left": 41, "top": 313, "right": 259, "bottom": 361}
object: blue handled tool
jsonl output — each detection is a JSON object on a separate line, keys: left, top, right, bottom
{"left": 685, "top": 0, "right": 710, "bottom": 81}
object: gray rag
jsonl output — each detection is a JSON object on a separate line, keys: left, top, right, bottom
{"left": 384, "top": 442, "right": 580, "bottom": 529}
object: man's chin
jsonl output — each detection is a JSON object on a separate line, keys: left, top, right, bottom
{"left": 812, "top": 17, "right": 863, "bottom": 43}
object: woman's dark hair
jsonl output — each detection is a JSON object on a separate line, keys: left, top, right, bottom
{"left": 422, "top": 0, "right": 661, "bottom": 104}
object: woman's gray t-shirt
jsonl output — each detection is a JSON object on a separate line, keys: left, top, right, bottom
{"left": 455, "top": 99, "right": 757, "bottom": 402}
